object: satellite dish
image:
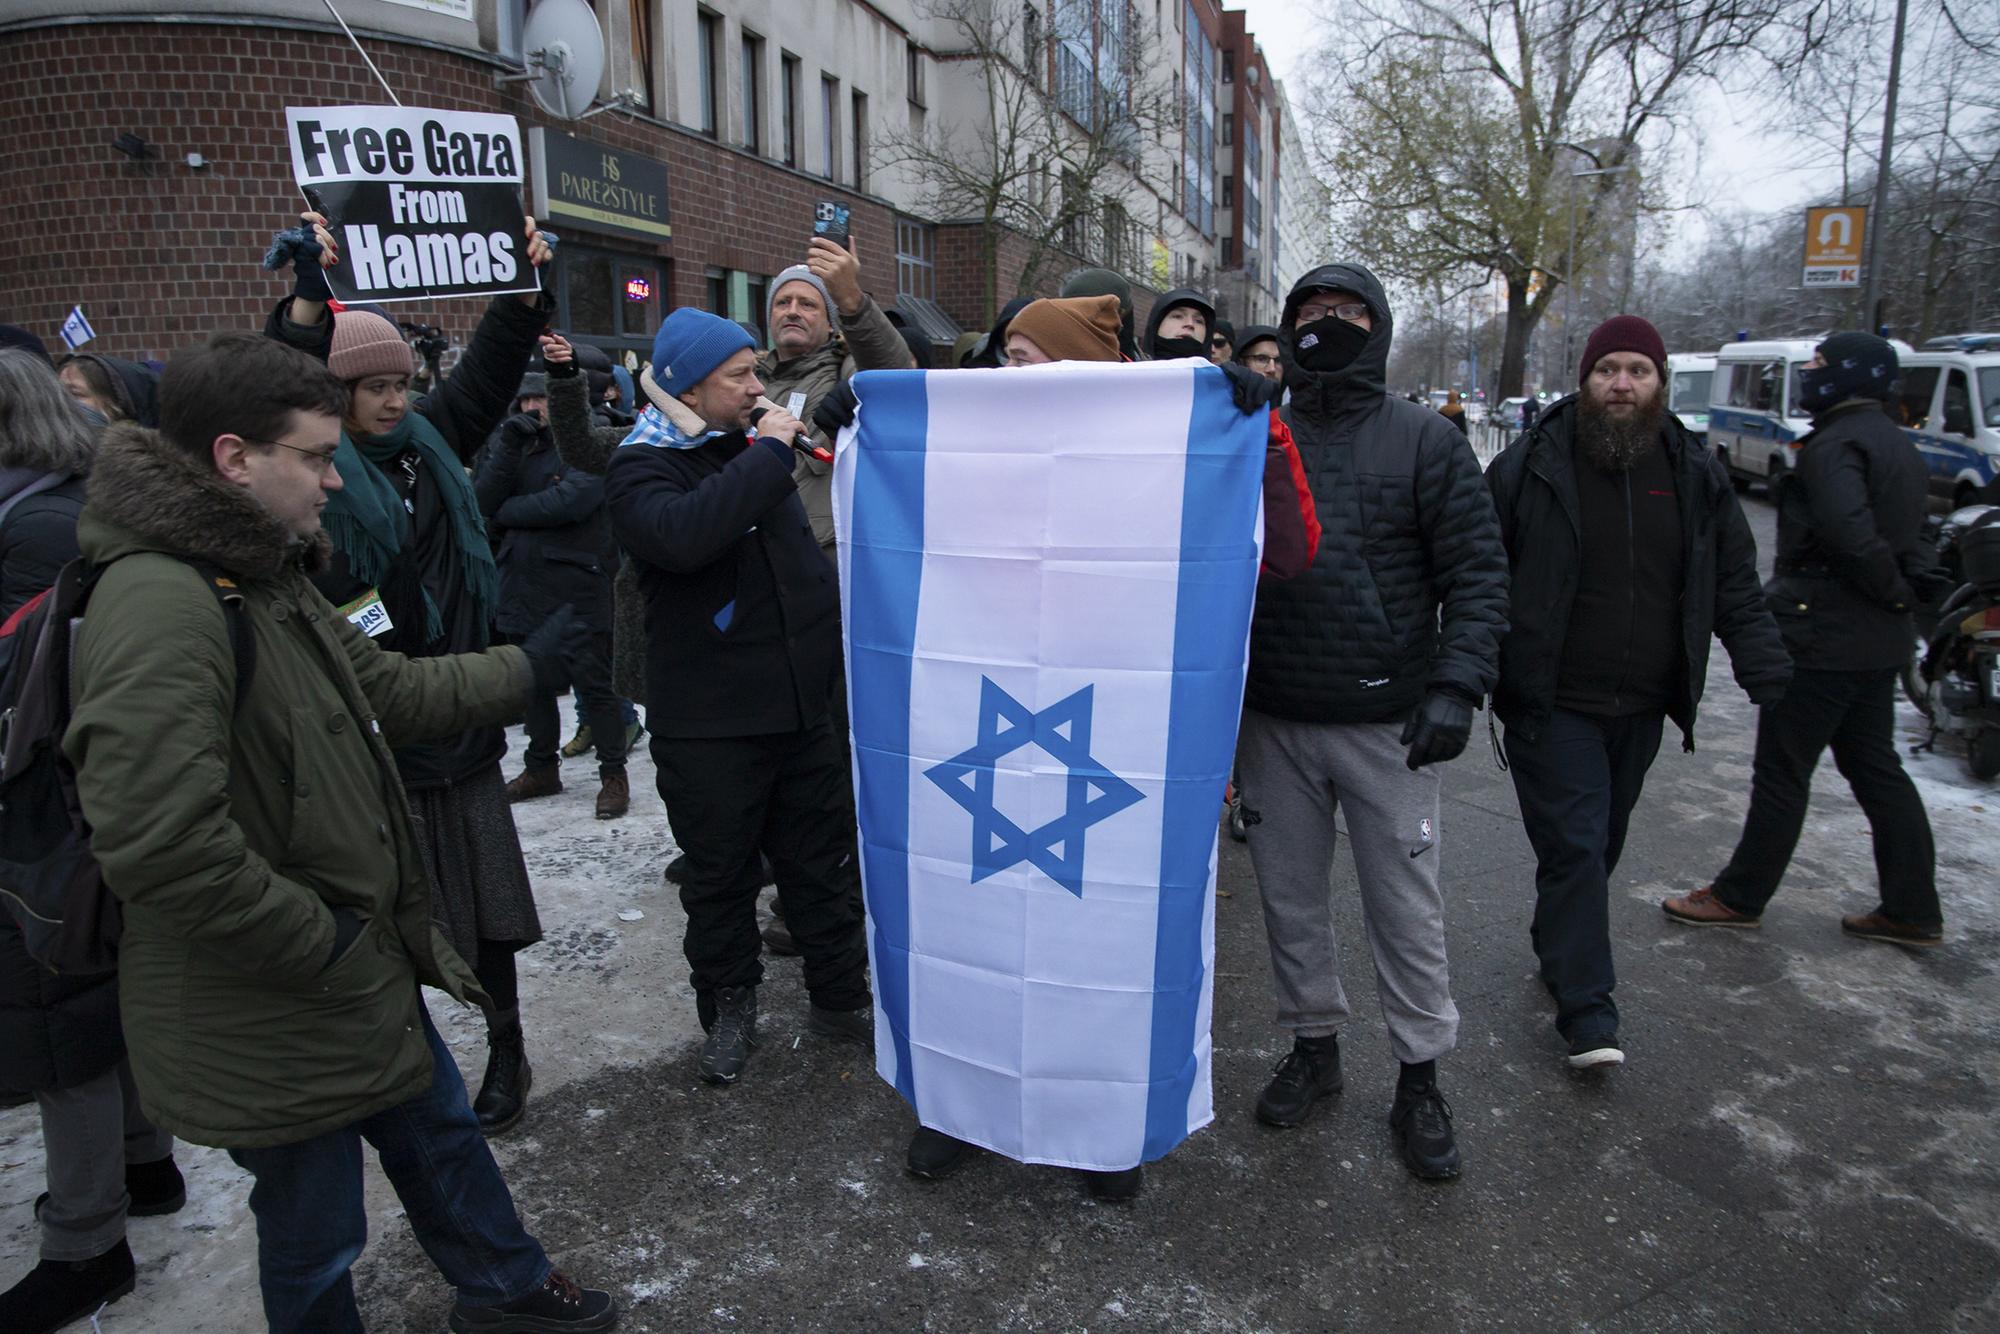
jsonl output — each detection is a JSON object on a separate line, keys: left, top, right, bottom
{"left": 517, "top": 0, "right": 606, "bottom": 120}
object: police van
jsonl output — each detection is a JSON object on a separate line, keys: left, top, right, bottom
{"left": 1896, "top": 335, "right": 2000, "bottom": 508}
{"left": 1706, "top": 340, "right": 1818, "bottom": 487}
{"left": 1667, "top": 352, "right": 1717, "bottom": 444}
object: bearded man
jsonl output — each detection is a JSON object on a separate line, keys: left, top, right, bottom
{"left": 1485, "top": 316, "right": 1791, "bottom": 1070}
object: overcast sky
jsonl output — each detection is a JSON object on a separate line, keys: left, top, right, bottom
{"left": 1231, "top": 0, "right": 1833, "bottom": 252}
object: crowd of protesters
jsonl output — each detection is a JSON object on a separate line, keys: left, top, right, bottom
{"left": 0, "top": 207, "right": 1954, "bottom": 1333}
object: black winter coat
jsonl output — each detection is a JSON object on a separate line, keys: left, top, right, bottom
{"left": 0, "top": 470, "right": 120, "bottom": 1101}
{"left": 604, "top": 431, "right": 838, "bottom": 739}
{"left": 1246, "top": 263, "right": 1509, "bottom": 724}
{"left": 1769, "top": 399, "right": 1931, "bottom": 671}
{"left": 475, "top": 373, "right": 613, "bottom": 638}
{"left": 1, "top": 473, "right": 84, "bottom": 619}
{"left": 268, "top": 293, "right": 549, "bottom": 786}
{"left": 1485, "top": 396, "right": 1792, "bottom": 749}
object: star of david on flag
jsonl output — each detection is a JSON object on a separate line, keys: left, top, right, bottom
{"left": 924, "top": 678, "right": 1143, "bottom": 896}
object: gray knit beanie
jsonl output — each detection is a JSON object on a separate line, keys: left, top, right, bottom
{"left": 766, "top": 265, "right": 841, "bottom": 342}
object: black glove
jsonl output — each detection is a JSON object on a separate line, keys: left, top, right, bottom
{"left": 1909, "top": 563, "right": 1956, "bottom": 606}
{"left": 500, "top": 412, "right": 543, "bottom": 449}
{"left": 520, "top": 605, "right": 587, "bottom": 696}
{"left": 263, "top": 225, "right": 333, "bottom": 303}
{"left": 813, "top": 381, "right": 859, "bottom": 437}
{"left": 1219, "top": 360, "right": 1284, "bottom": 415}
{"left": 546, "top": 357, "right": 580, "bottom": 381}
{"left": 1400, "top": 689, "right": 1476, "bottom": 770}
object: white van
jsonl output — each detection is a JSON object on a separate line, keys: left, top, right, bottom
{"left": 1667, "top": 353, "right": 1717, "bottom": 443}
{"left": 1896, "top": 336, "right": 2000, "bottom": 508}
{"left": 1706, "top": 340, "right": 1818, "bottom": 486}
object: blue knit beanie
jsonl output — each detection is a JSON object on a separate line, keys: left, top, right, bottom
{"left": 651, "top": 307, "right": 756, "bottom": 398}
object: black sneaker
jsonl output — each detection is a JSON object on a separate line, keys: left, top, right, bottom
{"left": 448, "top": 1270, "right": 617, "bottom": 1332}
{"left": 1255, "top": 1035, "right": 1344, "bottom": 1127}
{"left": 1389, "top": 1080, "right": 1460, "bottom": 1181}
{"left": 1081, "top": 1166, "right": 1144, "bottom": 1202}
{"left": 906, "top": 1126, "right": 980, "bottom": 1180}
{"left": 1566, "top": 1033, "right": 1625, "bottom": 1070}
{"left": 807, "top": 1004, "right": 873, "bottom": 1049}
{"left": 698, "top": 987, "right": 758, "bottom": 1085}
{"left": 0, "top": 1240, "right": 135, "bottom": 1334}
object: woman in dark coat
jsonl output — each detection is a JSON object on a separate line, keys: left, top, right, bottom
{"left": 0, "top": 348, "right": 183, "bottom": 1334}
{"left": 265, "top": 211, "right": 559, "bottom": 1134}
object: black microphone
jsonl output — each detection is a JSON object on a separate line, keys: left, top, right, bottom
{"left": 751, "top": 404, "right": 833, "bottom": 462}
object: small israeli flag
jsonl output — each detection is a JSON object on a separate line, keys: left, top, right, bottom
{"left": 833, "top": 360, "right": 1266, "bottom": 1170}
{"left": 59, "top": 306, "right": 95, "bottom": 351}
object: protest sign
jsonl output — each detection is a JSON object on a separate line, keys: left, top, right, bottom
{"left": 286, "top": 105, "right": 538, "bottom": 303}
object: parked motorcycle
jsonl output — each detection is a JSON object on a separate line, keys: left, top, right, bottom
{"left": 1904, "top": 504, "right": 2000, "bottom": 780}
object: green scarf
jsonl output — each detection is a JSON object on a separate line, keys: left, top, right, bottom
{"left": 322, "top": 412, "right": 496, "bottom": 643}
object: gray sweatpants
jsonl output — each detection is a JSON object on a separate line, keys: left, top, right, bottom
{"left": 1238, "top": 710, "right": 1460, "bottom": 1065}
{"left": 35, "top": 1057, "right": 173, "bottom": 1261}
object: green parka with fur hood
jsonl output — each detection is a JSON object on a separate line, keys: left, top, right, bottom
{"left": 62, "top": 425, "right": 532, "bottom": 1148}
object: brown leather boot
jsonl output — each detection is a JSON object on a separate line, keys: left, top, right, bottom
{"left": 595, "top": 767, "right": 630, "bottom": 820}
{"left": 1661, "top": 885, "right": 1759, "bottom": 928}
{"left": 1840, "top": 911, "right": 1943, "bottom": 947}
{"left": 504, "top": 766, "right": 562, "bottom": 802}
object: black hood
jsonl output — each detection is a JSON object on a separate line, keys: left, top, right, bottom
{"left": 71, "top": 353, "right": 161, "bottom": 428}
{"left": 1144, "top": 288, "right": 1215, "bottom": 357}
{"left": 976, "top": 296, "right": 1034, "bottom": 368}
{"left": 1233, "top": 325, "right": 1282, "bottom": 361}
{"left": 1279, "top": 263, "right": 1392, "bottom": 402}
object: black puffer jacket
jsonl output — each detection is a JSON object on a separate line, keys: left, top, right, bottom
{"left": 1485, "top": 396, "right": 1792, "bottom": 749}
{"left": 0, "top": 469, "right": 119, "bottom": 1102}
{"left": 1768, "top": 399, "right": 1931, "bottom": 671}
{"left": 1245, "top": 264, "right": 1509, "bottom": 724}
{"left": 475, "top": 372, "right": 613, "bottom": 638}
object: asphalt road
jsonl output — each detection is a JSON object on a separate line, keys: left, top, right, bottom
{"left": 5, "top": 490, "right": 1996, "bottom": 1332}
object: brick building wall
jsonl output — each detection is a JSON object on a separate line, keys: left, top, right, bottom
{"left": 0, "top": 20, "right": 911, "bottom": 361}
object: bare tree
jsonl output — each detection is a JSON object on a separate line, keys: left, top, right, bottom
{"left": 1300, "top": 0, "right": 1837, "bottom": 396}
{"left": 875, "top": 0, "right": 1175, "bottom": 324}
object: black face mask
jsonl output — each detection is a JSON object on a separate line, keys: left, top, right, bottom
{"left": 1151, "top": 334, "right": 1208, "bottom": 361}
{"left": 1291, "top": 315, "right": 1370, "bottom": 374}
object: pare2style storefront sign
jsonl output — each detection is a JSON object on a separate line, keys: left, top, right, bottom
{"left": 287, "top": 105, "right": 539, "bottom": 303}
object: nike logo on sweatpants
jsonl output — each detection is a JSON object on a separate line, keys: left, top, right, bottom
{"left": 1410, "top": 844, "right": 1434, "bottom": 859}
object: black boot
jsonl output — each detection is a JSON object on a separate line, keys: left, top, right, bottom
{"left": 36, "top": 1155, "right": 185, "bottom": 1223}
{"left": 0, "top": 1239, "right": 136, "bottom": 1334}
{"left": 447, "top": 1270, "right": 617, "bottom": 1333}
{"left": 699, "top": 986, "right": 758, "bottom": 1085}
{"left": 1081, "top": 1165, "right": 1144, "bottom": 1202}
{"left": 906, "top": 1126, "right": 979, "bottom": 1180}
{"left": 1255, "top": 1034, "right": 1344, "bottom": 1127}
{"left": 473, "top": 1007, "right": 532, "bottom": 1136}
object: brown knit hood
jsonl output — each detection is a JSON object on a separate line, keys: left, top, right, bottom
{"left": 78, "top": 423, "right": 330, "bottom": 580}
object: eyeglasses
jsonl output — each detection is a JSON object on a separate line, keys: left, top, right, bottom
{"left": 245, "top": 437, "right": 340, "bottom": 475}
{"left": 1242, "top": 353, "right": 1282, "bottom": 368}
{"left": 1299, "top": 301, "right": 1369, "bottom": 324}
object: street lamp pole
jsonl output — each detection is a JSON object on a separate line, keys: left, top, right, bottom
{"left": 1563, "top": 163, "right": 1635, "bottom": 378}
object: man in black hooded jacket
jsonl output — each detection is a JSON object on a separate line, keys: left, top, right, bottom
{"left": 1237, "top": 263, "right": 1507, "bottom": 1182}
{"left": 1664, "top": 332, "right": 1943, "bottom": 945}
{"left": 1486, "top": 316, "right": 1791, "bottom": 1070}
{"left": 1144, "top": 288, "right": 1215, "bottom": 362}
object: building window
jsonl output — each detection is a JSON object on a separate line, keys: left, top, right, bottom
{"left": 895, "top": 217, "right": 935, "bottom": 300}
{"left": 696, "top": 9, "right": 720, "bottom": 137}
{"left": 1182, "top": 2, "right": 1217, "bottom": 236}
{"left": 627, "top": 0, "right": 655, "bottom": 114}
{"left": 1222, "top": 174, "right": 1233, "bottom": 207}
{"left": 1223, "top": 48, "right": 1234, "bottom": 83}
{"left": 1024, "top": 5, "right": 1043, "bottom": 87}
{"left": 852, "top": 90, "right": 868, "bottom": 189}
{"left": 907, "top": 41, "right": 925, "bottom": 107}
{"left": 821, "top": 75, "right": 840, "bottom": 180}
{"left": 1222, "top": 237, "right": 1234, "bottom": 266}
{"left": 740, "top": 32, "right": 763, "bottom": 154}
{"left": 705, "top": 265, "right": 728, "bottom": 318}
{"left": 781, "top": 53, "right": 801, "bottom": 168}
{"left": 1223, "top": 113, "right": 1234, "bottom": 147}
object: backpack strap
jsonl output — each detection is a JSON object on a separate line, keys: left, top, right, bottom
{"left": 183, "top": 561, "right": 257, "bottom": 708}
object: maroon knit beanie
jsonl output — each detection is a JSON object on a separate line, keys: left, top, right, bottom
{"left": 1578, "top": 315, "right": 1667, "bottom": 385}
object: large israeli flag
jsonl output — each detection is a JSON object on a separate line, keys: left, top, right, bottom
{"left": 833, "top": 359, "right": 1266, "bottom": 1171}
